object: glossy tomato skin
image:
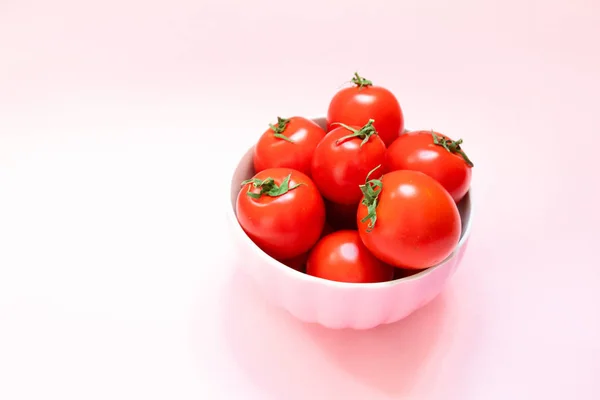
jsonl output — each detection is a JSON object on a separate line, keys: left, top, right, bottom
{"left": 311, "top": 126, "right": 386, "bottom": 205}
{"left": 327, "top": 85, "right": 403, "bottom": 147}
{"left": 279, "top": 221, "right": 335, "bottom": 272}
{"left": 253, "top": 117, "right": 326, "bottom": 177}
{"left": 357, "top": 170, "right": 461, "bottom": 270}
{"left": 386, "top": 131, "right": 472, "bottom": 202}
{"left": 306, "top": 230, "right": 394, "bottom": 283}
{"left": 236, "top": 168, "right": 325, "bottom": 260}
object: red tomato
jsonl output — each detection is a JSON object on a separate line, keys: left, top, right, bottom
{"left": 280, "top": 223, "right": 333, "bottom": 272}
{"left": 306, "top": 230, "right": 394, "bottom": 283}
{"left": 253, "top": 116, "right": 326, "bottom": 176}
{"left": 236, "top": 168, "right": 325, "bottom": 259}
{"left": 357, "top": 169, "right": 461, "bottom": 270}
{"left": 327, "top": 72, "right": 404, "bottom": 147}
{"left": 311, "top": 120, "right": 386, "bottom": 205}
{"left": 386, "top": 131, "right": 474, "bottom": 202}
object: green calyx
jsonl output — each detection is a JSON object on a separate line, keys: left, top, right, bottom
{"left": 431, "top": 132, "right": 474, "bottom": 167}
{"left": 269, "top": 117, "right": 293, "bottom": 143}
{"left": 241, "top": 173, "right": 302, "bottom": 199}
{"left": 358, "top": 165, "right": 383, "bottom": 232}
{"left": 351, "top": 72, "right": 373, "bottom": 89}
{"left": 332, "top": 119, "right": 378, "bottom": 147}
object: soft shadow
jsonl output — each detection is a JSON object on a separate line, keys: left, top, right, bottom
{"left": 303, "top": 291, "right": 450, "bottom": 397}
{"left": 217, "top": 270, "right": 452, "bottom": 399}
{"left": 218, "top": 270, "right": 340, "bottom": 399}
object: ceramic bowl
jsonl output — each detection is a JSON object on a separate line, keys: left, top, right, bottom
{"left": 227, "top": 117, "right": 472, "bottom": 329}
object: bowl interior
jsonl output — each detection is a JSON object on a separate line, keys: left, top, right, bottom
{"left": 228, "top": 118, "right": 472, "bottom": 279}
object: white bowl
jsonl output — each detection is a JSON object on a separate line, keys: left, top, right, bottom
{"left": 227, "top": 117, "right": 472, "bottom": 330}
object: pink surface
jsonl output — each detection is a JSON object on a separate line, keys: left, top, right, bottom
{"left": 1, "top": 0, "right": 599, "bottom": 399}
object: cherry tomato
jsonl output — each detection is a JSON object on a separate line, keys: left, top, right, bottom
{"left": 253, "top": 116, "right": 326, "bottom": 177}
{"left": 357, "top": 169, "right": 461, "bottom": 270}
{"left": 236, "top": 168, "right": 325, "bottom": 259}
{"left": 386, "top": 131, "right": 474, "bottom": 202}
{"left": 279, "top": 223, "right": 334, "bottom": 272}
{"left": 327, "top": 72, "right": 404, "bottom": 147}
{"left": 306, "top": 230, "right": 394, "bottom": 283}
{"left": 311, "top": 120, "right": 386, "bottom": 205}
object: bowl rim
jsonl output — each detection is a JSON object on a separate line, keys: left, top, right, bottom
{"left": 226, "top": 118, "right": 474, "bottom": 289}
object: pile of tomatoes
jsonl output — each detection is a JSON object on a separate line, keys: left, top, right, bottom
{"left": 236, "top": 73, "right": 474, "bottom": 284}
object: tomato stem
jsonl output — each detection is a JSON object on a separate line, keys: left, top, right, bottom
{"left": 241, "top": 174, "right": 302, "bottom": 199}
{"left": 432, "top": 132, "right": 474, "bottom": 167}
{"left": 332, "top": 119, "right": 378, "bottom": 147}
{"left": 351, "top": 72, "right": 373, "bottom": 89}
{"left": 269, "top": 117, "right": 294, "bottom": 143}
{"left": 358, "top": 165, "right": 383, "bottom": 232}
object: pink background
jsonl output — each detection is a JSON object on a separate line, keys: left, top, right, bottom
{"left": 1, "top": 0, "right": 599, "bottom": 398}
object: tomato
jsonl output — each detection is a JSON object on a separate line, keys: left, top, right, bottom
{"left": 327, "top": 72, "right": 404, "bottom": 147}
{"left": 236, "top": 168, "right": 325, "bottom": 259}
{"left": 280, "top": 223, "right": 333, "bottom": 272}
{"left": 306, "top": 230, "right": 394, "bottom": 283}
{"left": 357, "top": 169, "right": 461, "bottom": 270}
{"left": 386, "top": 131, "right": 474, "bottom": 202}
{"left": 311, "top": 120, "right": 386, "bottom": 205}
{"left": 253, "top": 116, "right": 326, "bottom": 177}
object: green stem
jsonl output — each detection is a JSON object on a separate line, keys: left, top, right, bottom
{"left": 358, "top": 165, "right": 383, "bottom": 232}
{"left": 331, "top": 119, "right": 378, "bottom": 147}
{"left": 351, "top": 72, "right": 373, "bottom": 89}
{"left": 269, "top": 117, "right": 293, "bottom": 143}
{"left": 431, "top": 132, "right": 474, "bottom": 167}
{"left": 241, "top": 174, "right": 302, "bottom": 199}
